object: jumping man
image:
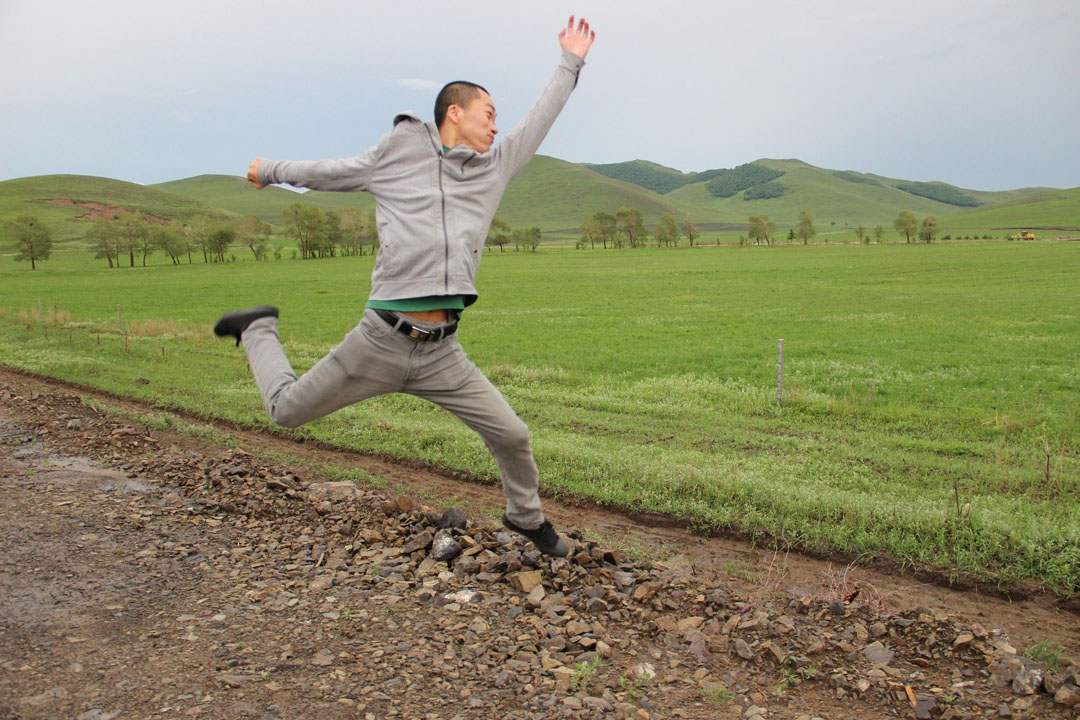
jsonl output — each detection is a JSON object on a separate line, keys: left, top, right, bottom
{"left": 214, "top": 16, "right": 596, "bottom": 556}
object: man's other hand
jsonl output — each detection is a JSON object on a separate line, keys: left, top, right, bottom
{"left": 559, "top": 15, "right": 595, "bottom": 60}
{"left": 247, "top": 157, "right": 263, "bottom": 189}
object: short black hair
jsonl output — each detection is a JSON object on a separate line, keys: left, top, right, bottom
{"left": 434, "top": 81, "right": 489, "bottom": 128}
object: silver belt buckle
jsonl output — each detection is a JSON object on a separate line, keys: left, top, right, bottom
{"left": 408, "top": 325, "right": 434, "bottom": 341}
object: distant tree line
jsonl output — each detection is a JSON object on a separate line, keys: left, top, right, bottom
{"left": 576, "top": 208, "right": 700, "bottom": 249}
{"left": 0, "top": 203, "right": 1023, "bottom": 273}
{"left": 283, "top": 204, "right": 378, "bottom": 259}
{"left": 485, "top": 218, "right": 543, "bottom": 252}
{"left": 733, "top": 209, "right": 944, "bottom": 246}
{"left": 74, "top": 203, "right": 378, "bottom": 268}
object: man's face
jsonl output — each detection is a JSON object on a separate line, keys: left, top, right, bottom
{"left": 456, "top": 91, "right": 498, "bottom": 153}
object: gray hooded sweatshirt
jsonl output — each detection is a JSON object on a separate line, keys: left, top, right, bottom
{"left": 257, "top": 50, "right": 586, "bottom": 307}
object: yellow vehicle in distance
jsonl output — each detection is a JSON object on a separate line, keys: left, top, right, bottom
{"left": 1009, "top": 231, "right": 1036, "bottom": 241}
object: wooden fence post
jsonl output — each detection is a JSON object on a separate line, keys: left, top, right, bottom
{"left": 777, "top": 339, "right": 785, "bottom": 408}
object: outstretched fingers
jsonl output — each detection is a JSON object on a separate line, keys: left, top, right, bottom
{"left": 558, "top": 14, "right": 596, "bottom": 58}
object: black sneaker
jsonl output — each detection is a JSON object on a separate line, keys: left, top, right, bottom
{"left": 502, "top": 515, "right": 569, "bottom": 557}
{"left": 213, "top": 305, "right": 279, "bottom": 346}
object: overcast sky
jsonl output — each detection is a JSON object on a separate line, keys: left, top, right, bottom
{"left": 2, "top": 0, "right": 1078, "bottom": 191}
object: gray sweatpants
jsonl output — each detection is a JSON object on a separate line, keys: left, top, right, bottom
{"left": 240, "top": 309, "right": 545, "bottom": 529}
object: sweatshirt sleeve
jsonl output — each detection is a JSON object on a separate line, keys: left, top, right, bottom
{"left": 256, "top": 134, "right": 388, "bottom": 192}
{"left": 495, "top": 50, "right": 585, "bottom": 180}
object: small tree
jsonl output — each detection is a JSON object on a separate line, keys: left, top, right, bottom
{"left": 579, "top": 215, "right": 600, "bottom": 249}
{"left": 873, "top": 225, "right": 885, "bottom": 243}
{"left": 594, "top": 211, "right": 617, "bottom": 249}
{"left": 796, "top": 210, "right": 815, "bottom": 245}
{"left": 138, "top": 217, "right": 157, "bottom": 266}
{"left": 11, "top": 215, "right": 52, "bottom": 270}
{"left": 894, "top": 210, "right": 917, "bottom": 243}
{"left": 855, "top": 224, "right": 867, "bottom": 244}
{"left": 155, "top": 226, "right": 187, "bottom": 265}
{"left": 86, "top": 220, "right": 120, "bottom": 268}
{"left": 284, "top": 204, "right": 328, "bottom": 259}
{"left": 208, "top": 225, "right": 236, "bottom": 263}
{"left": 487, "top": 217, "right": 512, "bottom": 252}
{"left": 320, "top": 210, "right": 342, "bottom": 258}
{"left": 748, "top": 215, "right": 775, "bottom": 245}
{"left": 338, "top": 207, "right": 366, "bottom": 256}
{"left": 615, "top": 207, "right": 646, "bottom": 248}
{"left": 511, "top": 226, "right": 542, "bottom": 252}
{"left": 116, "top": 214, "right": 151, "bottom": 267}
{"left": 239, "top": 215, "right": 272, "bottom": 260}
{"left": 654, "top": 213, "right": 678, "bottom": 247}
{"left": 523, "top": 226, "right": 542, "bottom": 252}
{"left": 188, "top": 216, "right": 212, "bottom": 263}
{"left": 366, "top": 209, "right": 380, "bottom": 254}
{"left": 919, "top": 216, "right": 938, "bottom": 243}
{"left": 680, "top": 214, "right": 699, "bottom": 247}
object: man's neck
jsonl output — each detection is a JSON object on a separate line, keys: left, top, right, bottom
{"left": 439, "top": 126, "right": 459, "bottom": 150}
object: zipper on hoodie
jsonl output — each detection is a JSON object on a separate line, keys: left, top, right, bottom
{"left": 438, "top": 154, "right": 449, "bottom": 293}
{"left": 426, "top": 125, "right": 453, "bottom": 294}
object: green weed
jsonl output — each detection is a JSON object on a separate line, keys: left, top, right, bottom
{"left": 1023, "top": 639, "right": 1065, "bottom": 668}
{"left": 617, "top": 673, "right": 649, "bottom": 700}
{"left": 568, "top": 656, "right": 603, "bottom": 692}
{"left": 702, "top": 683, "right": 735, "bottom": 706}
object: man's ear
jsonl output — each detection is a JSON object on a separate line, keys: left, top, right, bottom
{"left": 444, "top": 104, "right": 462, "bottom": 126}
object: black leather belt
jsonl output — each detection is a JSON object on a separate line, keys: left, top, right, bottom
{"left": 373, "top": 308, "right": 458, "bottom": 343}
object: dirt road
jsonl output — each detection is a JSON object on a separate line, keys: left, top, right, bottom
{"left": 1, "top": 369, "right": 1077, "bottom": 719}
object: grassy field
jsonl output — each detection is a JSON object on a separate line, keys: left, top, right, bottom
{"left": 1, "top": 241, "right": 1077, "bottom": 593}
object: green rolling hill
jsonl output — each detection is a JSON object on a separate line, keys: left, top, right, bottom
{"left": 661, "top": 159, "right": 1053, "bottom": 229}
{"left": 151, "top": 175, "right": 375, "bottom": 226}
{"left": 2, "top": 157, "right": 1074, "bottom": 249}
{"left": 939, "top": 187, "right": 1080, "bottom": 234}
{"left": 0, "top": 175, "right": 234, "bottom": 245}
{"left": 581, "top": 159, "right": 726, "bottom": 195}
{"left": 496, "top": 155, "right": 720, "bottom": 230}
{"left": 152, "top": 158, "right": 707, "bottom": 232}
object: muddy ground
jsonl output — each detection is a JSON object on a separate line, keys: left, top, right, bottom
{"left": 0, "top": 368, "right": 1077, "bottom": 720}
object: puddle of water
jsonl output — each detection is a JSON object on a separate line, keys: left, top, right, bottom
{"left": 112, "top": 479, "right": 156, "bottom": 493}
{"left": 44, "top": 456, "right": 157, "bottom": 493}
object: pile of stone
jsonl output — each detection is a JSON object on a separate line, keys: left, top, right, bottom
{"left": 2, "top": 380, "right": 1077, "bottom": 719}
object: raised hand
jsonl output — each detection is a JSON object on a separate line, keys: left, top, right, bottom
{"left": 247, "top": 157, "right": 263, "bottom": 189}
{"left": 558, "top": 15, "right": 595, "bottom": 60}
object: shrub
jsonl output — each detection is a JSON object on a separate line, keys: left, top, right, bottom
{"left": 833, "top": 170, "right": 882, "bottom": 187}
{"left": 895, "top": 181, "right": 980, "bottom": 207}
{"left": 706, "top": 164, "right": 784, "bottom": 198}
{"left": 744, "top": 182, "right": 787, "bottom": 201}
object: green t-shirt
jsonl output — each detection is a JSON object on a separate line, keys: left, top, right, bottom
{"left": 365, "top": 145, "right": 464, "bottom": 314}
{"left": 367, "top": 295, "right": 466, "bottom": 312}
